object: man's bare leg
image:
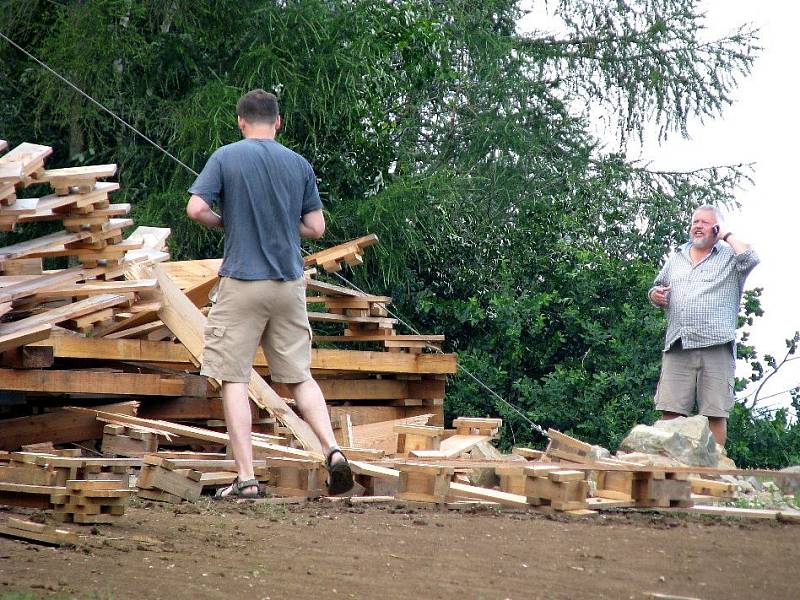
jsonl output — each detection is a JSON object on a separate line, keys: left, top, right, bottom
{"left": 221, "top": 381, "right": 258, "bottom": 495}
{"left": 287, "top": 378, "right": 343, "bottom": 463}
{"left": 708, "top": 416, "right": 727, "bottom": 446}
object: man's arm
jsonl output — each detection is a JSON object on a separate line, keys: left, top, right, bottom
{"left": 648, "top": 261, "right": 672, "bottom": 307}
{"left": 186, "top": 195, "right": 223, "bottom": 229}
{"left": 716, "top": 230, "right": 750, "bottom": 255}
{"left": 299, "top": 208, "right": 325, "bottom": 239}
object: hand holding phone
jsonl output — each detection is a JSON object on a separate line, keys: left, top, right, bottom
{"left": 712, "top": 224, "right": 720, "bottom": 237}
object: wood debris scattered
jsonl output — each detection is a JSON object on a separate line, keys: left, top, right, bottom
{"left": 0, "top": 138, "right": 797, "bottom": 538}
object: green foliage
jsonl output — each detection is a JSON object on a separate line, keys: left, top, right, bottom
{"left": 3, "top": 1, "right": 793, "bottom": 466}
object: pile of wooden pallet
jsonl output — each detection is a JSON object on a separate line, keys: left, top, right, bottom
{"left": 0, "top": 139, "right": 456, "bottom": 458}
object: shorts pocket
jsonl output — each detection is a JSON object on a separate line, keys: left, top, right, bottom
{"left": 205, "top": 325, "right": 226, "bottom": 338}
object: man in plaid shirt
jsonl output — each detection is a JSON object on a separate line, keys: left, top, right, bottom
{"left": 648, "top": 205, "right": 759, "bottom": 445}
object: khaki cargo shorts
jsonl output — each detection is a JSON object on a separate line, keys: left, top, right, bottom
{"left": 200, "top": 276, "right": 312, "bottom": 384}
{"left": 654, "top": 342, "right": 736, "bottom": 418}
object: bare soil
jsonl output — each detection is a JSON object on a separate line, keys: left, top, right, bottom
{"left": 0, "top": 499, "right": 798, "bottom": 600}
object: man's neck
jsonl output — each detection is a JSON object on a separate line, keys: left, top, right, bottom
{"left": 689, "top": 244, "right": 713, "bottom": 265}
{"left": 241, "top": 123, "right": 277, "bottom": 140}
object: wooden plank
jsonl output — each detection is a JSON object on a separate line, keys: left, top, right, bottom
{"left": 16, "top": 184, "right": 121, "bottom": 223}
{"left": 27, "top": 239, "right": 142, "bottom": 259}
{"left": 0, "top": 368, "right": 206, "bottom": 397}
{"left": 65, "top": 407, "right": 319, "bottom": 461}
{"left": 351, "top": 415, "right": 433, "bottom": 454}
{"left": 0, "top": 142, "right": 52, "bottom": 178}
{"left": 350, "top": 461, "right": 400, "bottom": 480}
{"left": 0, "top": 229, "right": 94, "bottom": 262}
{"left": 39, "top": 164, "right": 117, "bottom": 188}
{"left": 35, "top": 334, "right": 458, "bottom": 374}
{"left": 303, "top": 234, "right": 378, "bottom": 270}
{"left": 1, "top": 265, "right": 98, "bottom": 304}
{"left": 448, "top": 482, "right": 530, "bottom": 508}
{"left": 688, "top": 505, "right": 800, "bottom": 523}
{"left": 306, "top": 279, "right": 367, "bottom": 298}
{"left": 0, "top": 323, "right": 51, "bottom": 353}
{"left": 0, "top": 518, "right": 78, "bottom": 546}
{"left": 126, "top": 226, "right": 170, "bottom": 251}
{"left": 0, "top": 294, "right": 129, "bottom": 337}
{"left": 307, "top": 311, "right": 397, "bottom": 327}
{"left": 28, "top": 279, "right": 157, "bottom": 299}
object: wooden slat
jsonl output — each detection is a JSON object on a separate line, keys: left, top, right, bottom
{"left": 39, "top": 163, "right": 117, "bottom": 184}
{"left": 0, "top": 294, "right": 129, "bottom": 337}
{"left": 0, "top": 265, "right": 95, "bottom": 304}
{"left": 65, "top": 407, "right": 318, "bottom": 461}
{"left": 0, "top": 142, "right": 52, "bottom": 178}
{"left": 0, "top": 323, "right": 52, "bottom": 353}
{"left": 0, "top": 368, "right": 206, "bottom": 397}
{"left": 307, "top": 311, "right": 397, "bottom": 326}
{"left": 0, "top": 230, "right": 94, "bottom": 262}
{"left": 0, "top": 401, "right": 138, "bottom": 451}
{"left": 32, "top": 334, "right": 458, "bottom": 374}
{"left": 28, "top": 279, "right": 157, "bottom": 299}
{"left": 16, "top": 183, "right": 121, "bottom": 223}
{"left": 303, "top": 234, "right": 378, "bottom": 271}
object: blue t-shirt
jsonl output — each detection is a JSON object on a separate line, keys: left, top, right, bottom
{"left": 188, "top": 138, "right": 322, "bottom": 280}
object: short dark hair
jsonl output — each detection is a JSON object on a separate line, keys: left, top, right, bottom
{"left": 236, "top": 89, "right": 279, "bottom": 124}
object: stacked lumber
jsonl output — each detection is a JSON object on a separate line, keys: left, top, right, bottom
{"left": 0, "top": 449, "right": 134, "bottom": 523}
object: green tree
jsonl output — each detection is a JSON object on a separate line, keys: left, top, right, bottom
{"left": 4, "top": 1, "right": 788, "bottom": 463}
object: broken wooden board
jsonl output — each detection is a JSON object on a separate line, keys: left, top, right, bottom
{"left": 410, "top": 434, "right": 492, "bottom": 459}
{"left": 303, "top": 234, "right": 378, "bottom": 272}
{"left": 0, "top": 401, "right": 138, "bottom": 451}
{"left": 350, "top": 415, "right": 433, "bottom": 454}
{"left": 64, "top": 407, "right": 319, "bottom": 462}
{"left": 544, "top": 429, "right": 594, "bottom": 463}
{"left": 0, "top": 517, "right": 78, "bottom": 546}
{"left": 448, "top": 482, "right": 530, "bottom": 509}
{"left": 688, "top": 505, "right": 800, "bottom": 523}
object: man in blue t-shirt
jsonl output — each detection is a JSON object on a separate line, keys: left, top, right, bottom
{"left": 187, "top": 89, "right": 352, "bottom": 497}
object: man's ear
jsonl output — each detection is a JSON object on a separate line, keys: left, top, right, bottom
{"left": 237, "top": 115, "right": 246, "bottom": 132}
{"left": 275, "top": 114, "right": 282, "bottom": 132}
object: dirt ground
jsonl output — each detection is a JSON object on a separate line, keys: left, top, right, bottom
{"left": 0, "top": 498, "right": 798, "bottom": 600}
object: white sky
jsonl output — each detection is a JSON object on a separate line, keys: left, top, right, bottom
{"left": 520, "top": 1, "right": 800, "bottom": 412}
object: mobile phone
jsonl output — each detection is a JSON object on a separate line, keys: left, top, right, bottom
{"left": 712, "top": 225, "right": 720, "bottom": 236}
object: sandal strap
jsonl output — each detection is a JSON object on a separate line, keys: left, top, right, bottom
{"left": 233, "top": 478, "right": 260, "bottom": 491}
{"left": 326, "top": 447, "right": 346, "bottom": 463}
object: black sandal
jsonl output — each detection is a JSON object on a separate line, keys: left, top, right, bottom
{"left": 213, "top": 477, "right": 262, "bottom": 500}
{"left": 325, "top": 448, "right": 354, "bottom": 495}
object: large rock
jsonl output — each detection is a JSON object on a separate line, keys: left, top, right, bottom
{"left": 772, "top": 466, "right": 800, "bottom": 495}
{"left": 618, "top": 416, "right": 720, "bottom": 467}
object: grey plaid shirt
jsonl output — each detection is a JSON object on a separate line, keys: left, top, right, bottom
{"left": 650, "top": 242, "right": 760, "bottom": 351}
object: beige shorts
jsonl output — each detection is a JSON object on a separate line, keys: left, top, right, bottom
{"left": 200, "top": 276, "right": 312, "bottom": 384}
{"left": 654, "top": 342, "right": 736, "bottom": 418}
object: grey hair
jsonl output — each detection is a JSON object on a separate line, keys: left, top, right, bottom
{"left": 694, "top": 204, "right": 725, "bottom": 224}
